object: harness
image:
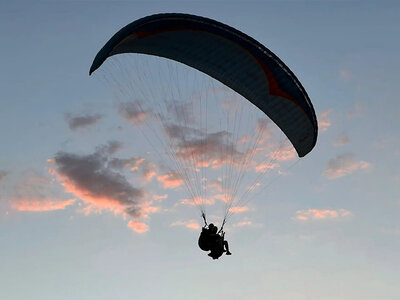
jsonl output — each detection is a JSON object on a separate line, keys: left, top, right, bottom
{"left": 201, "top": 212, "right": 226, "bottom": 236}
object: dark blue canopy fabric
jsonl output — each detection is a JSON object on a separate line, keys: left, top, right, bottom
{"left": 90, "top": 13, "right": 317, "bottom": 157}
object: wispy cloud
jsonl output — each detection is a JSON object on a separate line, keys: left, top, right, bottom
{"left": 232, "top": 220, "right": 254, "bottom": 227}
{"left": 65, "top": 113, "right": 102, "bottom": 130}
{"left": 118, "top": 101, "right": 152, "bottom": 125}
{"left": 181, "top": 196, "right": 216, "bottom": 206}
{"left": 228, "top": 206, "right": 249, "bottom": 213}
{"left": 207, "top": 178, "right": 225, "bottom": 193}
{"left": 324, "top": 154, "right": 370, "bottom": 179}
{"left": 0, "top": 170, "right": 7, "bottom": 182}
{"left": 110, "top": 157, "right": 157, "bottom": 183}
{"left": 13, "top": 199, "right": 75, "bottom": 212}
{"left": 157, "top": 172, "right": 184, "bottom": 189}
{"left": 340, "top": 70, "right": 354, "bottom": 81}
{"left": 136, "top": 200, "right": 160, "bottom": 219}
{"left": 268, "top": 145, "right": 296, "bottom": 161}
{"left": 347, "top": 102, "right": 364, "bottom": 118}
{"left": 256, "top": 118, "right": 273, "bottom": 144}
{"left": 295, "top": 209, "right": 352, "bottom": 221}
{"left": 318, "top": 109, "right": 332, "bottom": 132}
{"left": 170, "top": 219, "right": 200, "bottom": 230}
{"left": 180, "top": 193, "right": 234, "bottom": 207}
{"left": 177, "top": 130, "right": 249, "bottom": 168}
{"left": 164, "top": 122, "right": 251, "bottom": 169}
{"left": 127, "top": 220, "right": 149, "bottom": 233}
{"left": 166, "top": 101, "right": 195, "bottom": 124}
{"left": 221, "top": 98, "right": 240, "bottom": 113}
{"left": 153, "top": 194, "right": 168, "bottom": 201}
{"left": 9, "top": 173, "right": 75, "bottom": 212}
{"left": 333, "top": 134, "right": 350, "bottom": 147}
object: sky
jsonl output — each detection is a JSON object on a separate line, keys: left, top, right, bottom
{"left": 1, "top": 1, "right": 400, "bottom": 299}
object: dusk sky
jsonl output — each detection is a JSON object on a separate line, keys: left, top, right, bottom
{"left": 1, "top": 1, "right": 400, "bottom": 299}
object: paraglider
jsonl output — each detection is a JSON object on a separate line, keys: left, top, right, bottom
{"left": 89, "top": 13, "right": 317, "bottom": 259}
{"left": 198, "top": 223, "right": 231, "bottom": 260}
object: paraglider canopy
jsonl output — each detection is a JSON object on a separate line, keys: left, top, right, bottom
{"left": 89, "top": 13, "right": 318, "bottom": 157}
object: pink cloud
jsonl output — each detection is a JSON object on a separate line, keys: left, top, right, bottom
{"left": 136, "top": 200, "right": 160, "bottom": 219}
{"left": 237, "top": 135, "right": 250, "bottom": 145}
{"left": 0, "top": 170, "right": 8, "bottom": 182}
{"left": 255, "top": 162, "right": 278, "bottom": 173}
{"left": 295, "top": 209, "right": 352, "bottom": 221}
{"left": 347, "top": 102, "right": 364, "bottom": 118}
{"left": 157, "top": 172, "right": 184, "bottom": 189}
{"left": 333, "top": 134, "right": 350, "bottom": 147}
{"left": 13, "top": 198, "right": 75, "bottom": 212}
{"left": 181, "top": 196, "right": 216, "bottom": 206}
{"left": 110, "top": 157, "right": 157, "bottom": 183}
{"left": 229, "top": 206, "right": 249, "bottom": 213}
{"left": 170, "top": 219, "right": 200, "bottom": 230}
{"left": 181, "top": 193, "right": 235, "bottom": 206}
{"left": 9, "top": 172, "right": 75, "bottom": 213}
{"left": 247, "top": 182, "right": 261, "bottom": 191}
{"left": 256, "top": 118, "right": 272, "bottom": 144}
{"left": 233, "top": 221, "right": 253, "bottom": 227}
{"left": 50, "top": 143, "right": 146, "bottom": 218}
{"left": 324, "top": 154, "right": 370, "bottom": 179}
{"left": 221, "top": 98, "right": 240, "bottom": 112}
{"left": 318, "top": 109, "right": 332, "bottom": 132}
{"left": 153, "top": 194, "right": 168, "bottom": 201}
{"left": 127, "top": 220, "right": 149, "bottom": 233}
{"left": 165, "top": 127, "right": 249, "bottom": 169}
{"left": 118, "top": 101, "right": 152, "bottom": 125}
{"left": 207, "top": 178, "right": 229, "bottom": 193}
{"left": 340, "top": 70, "right": 354, "bottom": 80}
{"left": 268, "top": 145, "right": 296, "bottom": 161}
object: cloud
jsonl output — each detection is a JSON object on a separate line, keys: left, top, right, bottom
{"left": 269, "top": 145, "right": 296, "bottom": 161}
{"left": 50, "top": 142, "right": 146, "bottom": 218}
{"left": 13, "top": 199, "right": 75, "bottom": 212}
{"left": 255, "top": 162, "right": 278, "bottom": 173}
{"left": 207, "top": 178, "right": 231, "bottom": 194}
{"left": 157, "top": 172, "right": 184, "bottom": 189}
{"left": 333, "top": 134, "right": 350, "bottom": 147}
{"left": 163, "top": 124, "right": 203, "bottom": 140}
{"left": 180, "top": 193, "right": 234, "bottom": 207}
{"left": 295, "top": 209, "right": 352, "bottom": 221}
{"left": 237, "top": 135, "right": 250, "bottom": 145}
{"left": 228, "top": 206, "right": 249, "bottom": 213}
{"left": 118, "top": 101, "right": 152, "bottom": 124}
{"left": 340, "top": 70, "right": 354, "bottom": 81}
{"left": 136, "top": 200, "right": 160, "bottom": 219}
{"left": 181, "top": 196, "right": 216, "bottom": 206}
{"left": 65, "top": 113, "right": 102, "bottom": 130}
{"left": 170, "top": 219, "right": 200, "bottom": 230}
{"left": 0, "top": 170, "right": 7, "bottom": 182}
{"left": 318, "top": 109, "right": 332, "bottom": 132}
{"left": 232, "top": 221, "right": 253, "bottom": 227}
{"left": 256, "top": 118, "right": 273, "bottom": 144}
{"left": 110, "top": 157, "right": 157, "bottom": 183}
{"left": 173, "top": 130, "right": 248, "bottom": 168}
{"left": 127, "top": 220, "right": 149, "bottom": 233}
{"left": 164, "top": 120, "right": 255, "bottom": 169}
{"left": 221, "top": 98, "right": 240, "bottom": 112}
{"left": 9, "top": 173, "right": 75, "bottom": 212}
{"left": 166, "top": 101, "right": 195, "bottom": 124}
{"left": 347, "top": 102, "right": 364, "bottom": 118}
{"left": 153, "top": 194, "right": 168, "bottom": 201}
{"left": 324, "top": 154, "right": 370, "bottom": 179}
